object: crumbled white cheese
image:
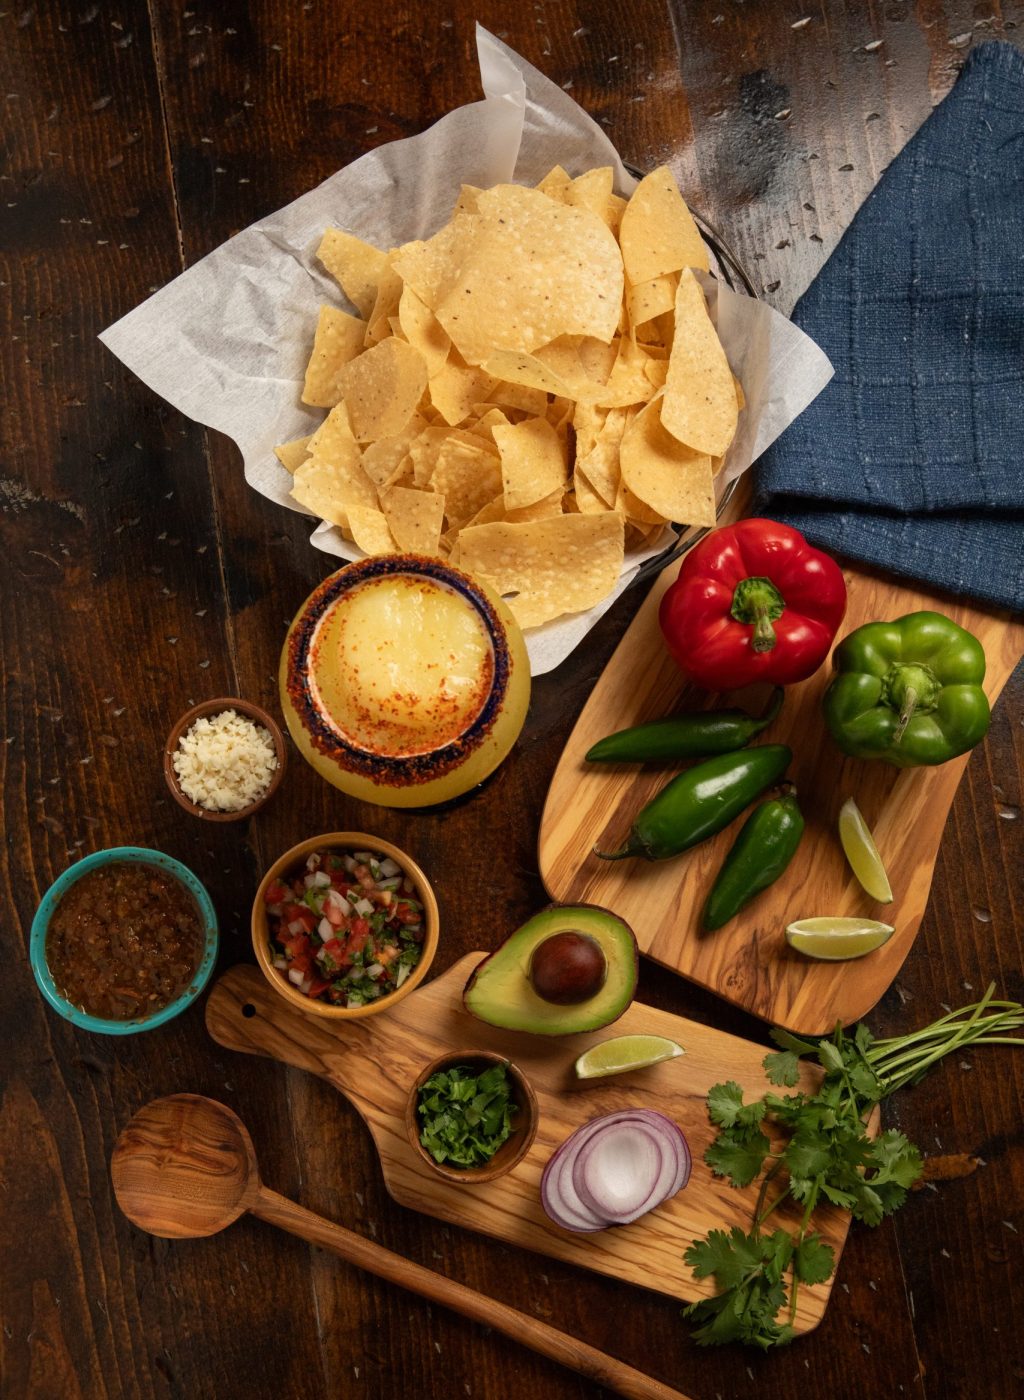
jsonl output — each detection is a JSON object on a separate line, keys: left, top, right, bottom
{"left": 173, "top": 708, "right": 278, "bottom": 812}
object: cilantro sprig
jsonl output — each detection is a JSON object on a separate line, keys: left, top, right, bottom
{"left": 417, "top": 1061, "right": 517, "bottom": 1168}
{"left": 684, "top": 984, "right": 1024, "bottom": 1349}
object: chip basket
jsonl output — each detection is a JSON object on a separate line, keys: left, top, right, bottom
{"left": 629, "top": 204, "right": 755, "bottom": 590}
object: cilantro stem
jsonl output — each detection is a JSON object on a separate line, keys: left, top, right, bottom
{"left": 787, "top": 1185, "right": 819, "bottom": 1325}
{"left": 754, "top": 1157, "right": 785, "bottom": 1224}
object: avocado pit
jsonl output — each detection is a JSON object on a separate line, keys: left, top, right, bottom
{"left": 529, "top": 931, "right": 607, "bottom": 1005}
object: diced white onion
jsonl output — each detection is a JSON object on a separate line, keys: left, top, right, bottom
{"left": 287, "top": 919, "right": 307, "bottom": 936}
{"left": 318, "top": 917, "right": 333, "bottom": 940}
{"left": 378, "top": 857, "right": 400, "bottom": 878}
{"left": 395, "top": 963, "right": 411, "bottom": 987}
{"left": 366, "top": 963, "right": 384, "bottom": 979}
{"left": 273, "top": 956, "right": 288, "bottom": 970}
{"left": 354, "top": 897, "right": 374, "bottom": 917}
{"left": 287, "top": 968, "right": 305, "bottom": 986}
{"left": 312, "top": 871, "right": 331, "bottom": 888}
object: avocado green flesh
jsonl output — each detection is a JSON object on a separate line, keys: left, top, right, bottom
{"left": 463, "top": 905, "right": 638, "bottom": 1036}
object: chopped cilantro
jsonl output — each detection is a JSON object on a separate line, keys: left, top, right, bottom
{"left": 417, "top": 1062, "right": 516, "bottom": 1168}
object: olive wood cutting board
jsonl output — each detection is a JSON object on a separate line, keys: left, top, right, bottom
{"left": 205, "top": 959, "right": 864, "bottom": 1333}
{"left": 539, "top": 561, "right": 1023, "bottom": 1034}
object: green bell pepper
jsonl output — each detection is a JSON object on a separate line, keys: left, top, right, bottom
{"left": 822, "top": 610, "right": 990, "bottom": 768}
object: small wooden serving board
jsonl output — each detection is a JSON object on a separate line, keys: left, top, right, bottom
{"left": 539, "top": 561, "right": 1023, "bottom": 1034}
{"left": 206, "top": 959, "right": 860, "bottom": 1332}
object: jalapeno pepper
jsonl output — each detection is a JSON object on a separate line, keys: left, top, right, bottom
{"left": 585, "top": 688, "right": 783, "bottom": 764}
{"left": 823, "top": 611, "right": 990, "bottom": 768}
{"left": 594, "top": 745, "right": 793, "bottom": 862}
{"left": 702, "top": 789, "right": 805, "bottom": 931}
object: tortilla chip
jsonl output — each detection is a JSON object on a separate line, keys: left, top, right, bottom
{"left": 493, "top": 417, "right": 567, "bottom": 511}
{"left": 619, "top": 397, "right": 716, "bottom": 526}
{"left": 573, "top": 464, "right": 611, "bottom": 514}
{"left": 346, "top": 505, "right": 398, "bottom": 555}
{"left": 626, "top": 274, "right": 678, "bottom": 331}
{"left": 594, "top": 337, "right": 657, "bottom": 408}
{"left": 383, "top": 486, "right": 446, "bottom": 555}
{"left": 308, "top": 401, "right": 361, "bottom": 469}
{"left": 457, "top": 513, "right": 625, "bottom": 628}
{"left": 395, "top": 184, "right": 623, "bottom": 364}
{"left": 536, "top": 164, "right": 573, "bottom": 202}
{"left": 364, "top": 261, "right": 404, "bottom": 346}
{"left": 291, "top": 456, "right": 378, "bottom": 528}
{"left": 336, "top": 336, "right": 428, "bottom": 443}
{"left": 661, "top": 268, "right": 737, "bottom": 456}
{"left": 398, "top": 284, "right": 450, "bottom": 377}
{"left": 360, "top": 415, "right": 430, "bottom": 488}
{"left": 429, "top": 354, "right": 496, "bottom": 426}
{"left": 302, "top": 305, "right": 367, "bottom": 408}
{"left": 618, "top": 167, "right": 709, "bottom": 283}
{"left": 431, "top": 436, "right": 503, "bottom": 530}
{"left": 408, "top": 427, "right": 453, "bottom": 489}
{"left": 317, "top": 228, "right": 390, "bottom": 319}
{"left": 565, "top": 167, "right": 618, "bottom": 227}
{"left": 274, "top": 434, "right": 312, "bottom": 475}
{"left": 397, "top": 284, "right": 448, "bottom": 378}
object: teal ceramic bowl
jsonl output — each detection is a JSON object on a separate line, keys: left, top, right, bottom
{"left": 30, "top": 846, "right": 219, "bottom": 1035}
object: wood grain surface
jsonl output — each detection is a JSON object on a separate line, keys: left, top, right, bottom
{"left": 2, "top": 4, "right": 1022, "bottom": 1400}
{"left": 541, "top": 563, "right": 1024, "bottom": 1032}
{"left": 204, "top": 959, "right": 858, "bottom": 1328}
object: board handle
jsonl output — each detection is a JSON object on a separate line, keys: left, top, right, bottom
{"left": 205, "top": 965, "right": 362, "bottom": 1079}
{"left": 254, "top": 1183, "right": 692, "bottom": 1400}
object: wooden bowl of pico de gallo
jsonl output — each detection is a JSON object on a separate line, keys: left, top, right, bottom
{"left": 251, "top": 832, "right": 439, "bottom": 1020}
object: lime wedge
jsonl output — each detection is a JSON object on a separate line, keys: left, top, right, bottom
{"left": 838, "top": 798, "right": 894, "bottom": 903}
{"left": 786, "top": 917, "right": 894, "bottom": 961}
{"left": 574, "top": 1034, "right": 685, "bottom": 1079}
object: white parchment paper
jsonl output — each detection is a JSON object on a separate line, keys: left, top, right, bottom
{"left": 100, "top": 26, "right": 833, "bottom": 675}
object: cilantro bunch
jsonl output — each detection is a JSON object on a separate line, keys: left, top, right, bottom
{"left": 684, "top": 984, "right": 1024, "bottom": 1349}
{"left": 417, "top": 1061, "right": 517, "bottom": 1168}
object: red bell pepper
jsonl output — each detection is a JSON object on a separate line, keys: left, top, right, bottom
{"left": 659, "top": 519, "right": 847, "bottom": 690}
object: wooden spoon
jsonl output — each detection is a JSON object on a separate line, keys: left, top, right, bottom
{"left": 111, "top": 1095, "right": 692, "bottom": 1400}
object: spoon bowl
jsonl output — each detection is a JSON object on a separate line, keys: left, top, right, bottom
{"left": 111, "top": 1094, "right": 259, "bottom": 1238}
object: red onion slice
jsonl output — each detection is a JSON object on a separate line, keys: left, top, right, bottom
{"left": 539, "top": 1110, "right": 692, "bottom": 1233}
{"left": 572, "top": 1119, "right": 670, "bottom": 1224}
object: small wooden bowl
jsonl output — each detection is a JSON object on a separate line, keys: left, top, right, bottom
{"left": 164, "top": 697, "right": 287, "bottom": 823}
{"left": 406, "top": 1050, "right": 538, "bottom": 1185}
{"left": 252, "top": 832, "right": 439, "bottom": 1020}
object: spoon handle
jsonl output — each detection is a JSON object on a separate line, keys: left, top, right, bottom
{"left": 253, "top": 1185, "right": 691, "bottom": 1400}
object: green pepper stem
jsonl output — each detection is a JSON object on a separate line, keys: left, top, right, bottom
{"left": 593, "top": 842, "right": 638, "bottom": 861}
{"left": 892, "top": 686, "right": 917, "bottom": 746}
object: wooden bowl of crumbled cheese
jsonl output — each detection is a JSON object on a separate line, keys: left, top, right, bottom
{"left": 164, "top": 698, "right": 287, "bottom": 822}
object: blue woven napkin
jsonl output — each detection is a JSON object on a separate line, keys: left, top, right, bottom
{"left": 756, "top": 42, "right": 1024, "bottom": 615}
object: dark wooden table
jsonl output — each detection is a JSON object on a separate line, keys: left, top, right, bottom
{"left": 3, "top": 4, "right": 1023, "bottom": 1398}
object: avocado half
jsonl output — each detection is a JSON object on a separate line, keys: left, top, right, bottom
{"left": 463, "top": 904, "right": 639, "bottom": 1036}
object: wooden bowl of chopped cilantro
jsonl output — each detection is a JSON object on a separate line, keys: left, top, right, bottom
{"left": 407, "top": 1051, "right": 538, "bottom": 1184}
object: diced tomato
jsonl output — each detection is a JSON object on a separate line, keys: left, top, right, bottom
{"left": 264, "top": 880, "right": 289, "bottom": 906}
{"left": 283, "top": 902, "right": 317, "bottom": 932}
{"left": 353, "top": 864, "right": 376, "bottom": 891}
{"left": 394, "top": 901, "right": 420, "bottom": 925}
{"left": 340, "top": 927, "right": 370, "bottom": 967}
{"left": 283, "top": 931, "right": 312, "bottom": 959}
{"left": 305, "top": 976, "right": 330, "bottom": 998}
{"left": 350, "top": 916, "right": 370, "bottom": 939}
{"left": 320, "top": 938, "right": 344, "bottom": 960}
{"left": 323, "top": 901, "right": 345, "bottom": 929}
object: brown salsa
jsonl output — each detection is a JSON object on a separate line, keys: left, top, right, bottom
{"left": 46, "top": 862, "right": 204, "bottom": 1021}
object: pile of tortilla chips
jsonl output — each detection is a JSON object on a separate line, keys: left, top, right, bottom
{"left": 275, "top": 166, "right": 741, "bottom": 629}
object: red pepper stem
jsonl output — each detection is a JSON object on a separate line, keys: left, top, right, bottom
{"left": 730, "top": 576, "right": 785, "bottom": 655}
